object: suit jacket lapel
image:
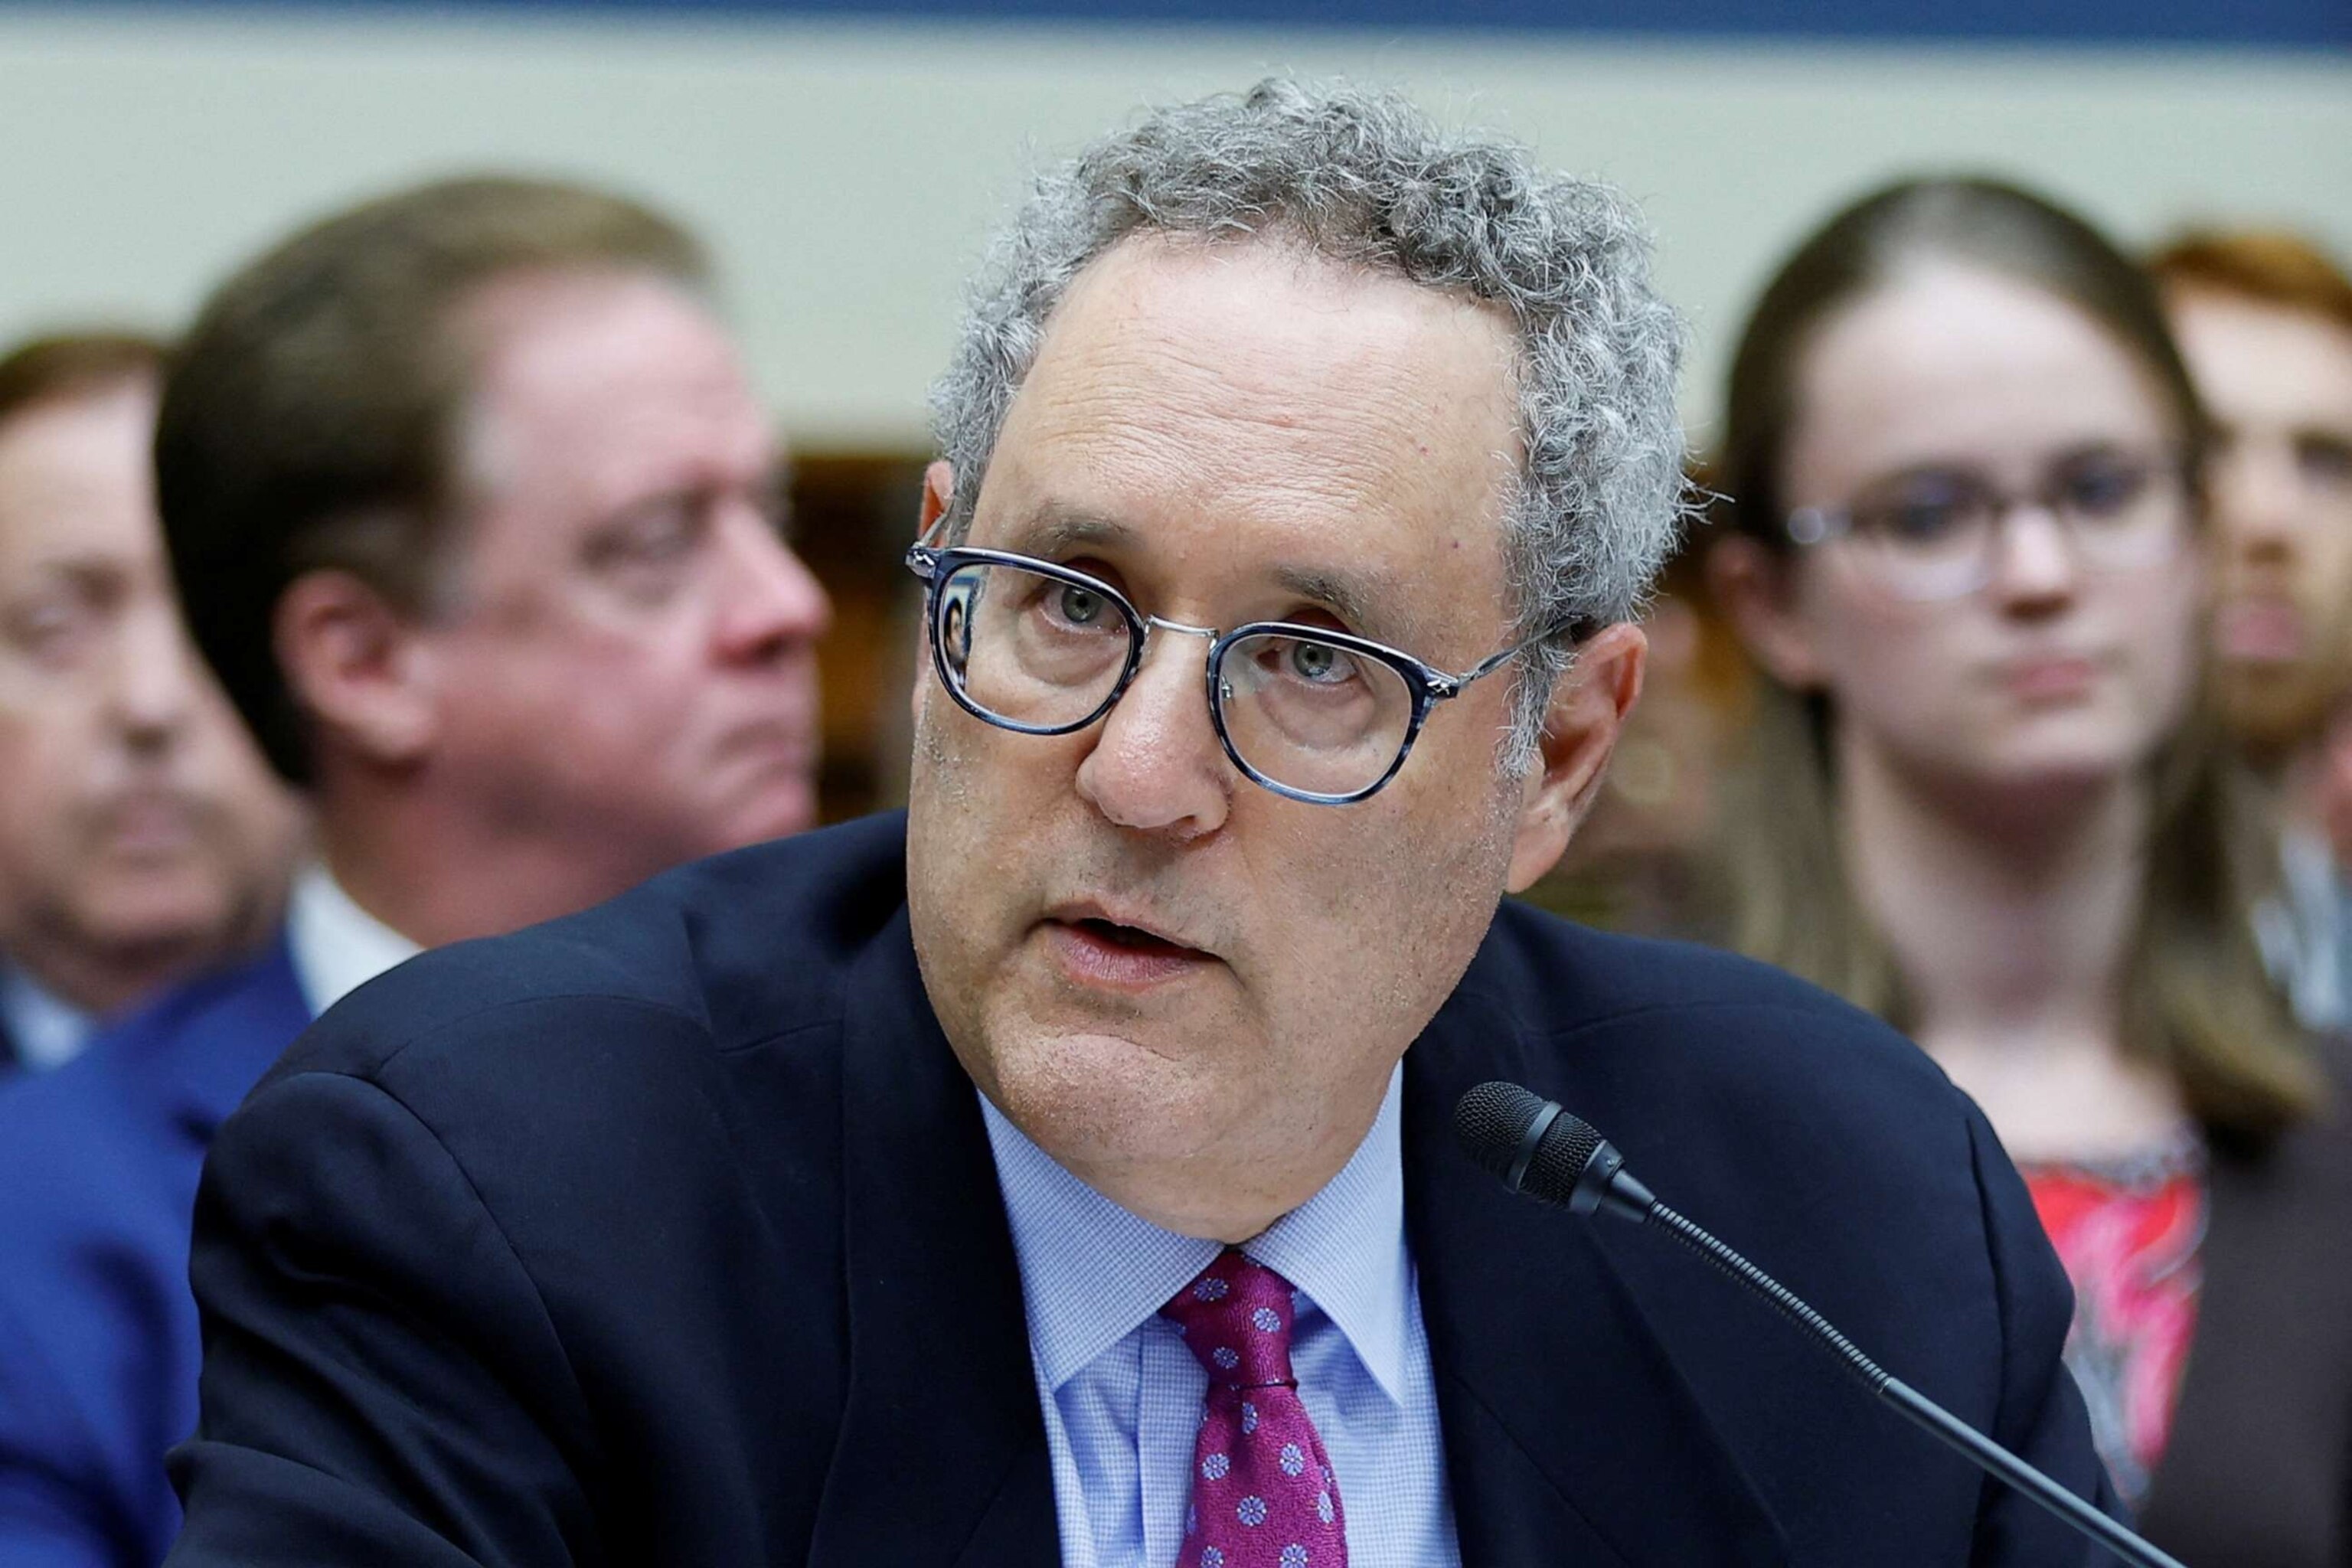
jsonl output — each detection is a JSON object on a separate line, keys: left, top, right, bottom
{"left": 1404, "top": 985, "right": 1792, "bottom": 1568}
{"left": 808, "top": 907, "right": 1059, "bottom": 1568}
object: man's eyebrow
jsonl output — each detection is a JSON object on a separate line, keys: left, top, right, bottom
{"left": 1269, "top": 563, "right": 1403, "bottom": 642}
{"left": 1002, "top": 505, "right": 1416, "bottom": 644}
{"left": 1002, "top": 507, "right": 1134, "bottom": 556}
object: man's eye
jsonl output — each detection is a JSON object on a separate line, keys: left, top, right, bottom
{"left": 2299, "top": 435, "right": 2352, "bottom": 489}
{"left": 1286, "top": 640, "right": 1357, "bottom": 685}
{"left": 619, "top": 519, "right": 697, "bottom": 563}
{"left": 1050, "top": 583, "right": 1107, "bottom": 628}
{"left": 589, "top": 503, "right": 704, "bottom": 578}
{"left": 5, "top": 598, "right": 93, "bottom": 662}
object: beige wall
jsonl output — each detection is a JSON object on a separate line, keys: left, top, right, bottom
{"left": 2, "top": 9, "right": 2344, "bottom": 450}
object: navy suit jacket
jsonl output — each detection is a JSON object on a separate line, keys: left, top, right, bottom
{"left": 166, "top": 813, "right": 2114, "bottom": 1566}
{"left": 0, "top": 939, "right": 310, "bottom": 1567}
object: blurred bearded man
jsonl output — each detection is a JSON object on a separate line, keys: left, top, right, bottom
{"left": 2155, "top": 230, "right": 2352, "bottom": 1028}
{"left": 0, "top": 335, "right": 299, "bottom": 1076}
{"left": 165, "top": 85, "right": 2106, "bottom": 1566}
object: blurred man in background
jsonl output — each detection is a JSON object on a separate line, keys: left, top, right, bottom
{"left": 0, "top": 335, "right": 299, "bottom": 1076}
{"left": 0, "top": 175, "right": 830, "bottom": 1568}
{"left": 2154, "top": 231, "right": 2352, "bottom": 1030}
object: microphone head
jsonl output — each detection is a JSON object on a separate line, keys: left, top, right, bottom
{"left": 1451, "top": 1080, "right": 1552, "bottom": 1182}
{"left": 1521, "top": 1106, "right": 1607, "bottom": 1207}
{"left": 1452, "top": 1080, "right": 1613, "bottom": 1212}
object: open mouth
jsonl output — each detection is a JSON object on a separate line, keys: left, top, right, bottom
{"left": 1044, "top": 908, "right": 1217, "bottom": 989}
{"left": 1067, "top": 916, "right": 1196, "bottom": 959}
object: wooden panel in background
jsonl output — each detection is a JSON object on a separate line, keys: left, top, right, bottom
{"left": 789, "top": 452, "right": 927, "bottom": 824}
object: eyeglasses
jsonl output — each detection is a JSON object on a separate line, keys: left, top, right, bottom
{"left": 1785, "top": 449, "right": 2190, "bottom": 603}
{"left": 905, "top": 538, "right": 1563, "bottom": 805}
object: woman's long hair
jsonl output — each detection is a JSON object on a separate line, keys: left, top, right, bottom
{"left": 1711, "top": 176, "right": 2322, "bottom": 1143}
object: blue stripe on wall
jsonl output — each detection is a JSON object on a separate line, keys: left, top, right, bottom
{"left": 126, "top": 0, "right": 2352, "bottom": 47}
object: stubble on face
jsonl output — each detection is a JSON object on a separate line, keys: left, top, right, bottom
{"left": 905, "top": 234, "right": 1531, "bottom": 1238}
{"left": 0, "top": 381, "right": 299, "bottom": 995}
{"left": 421, "top": 273, "right": 826, "bottom": 887}
{"left": 2168, "top": 292, "right": 2352, "bottom": 754}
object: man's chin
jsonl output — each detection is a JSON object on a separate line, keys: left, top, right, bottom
{"left": 67, "top": 883, "right": 242, "bottom": 956}
{"left": 982, "top": 1027, "right": 1233, "bottom": 1156}
{"left": 2217, "top": 665, "right": 2333, "bottom": 753}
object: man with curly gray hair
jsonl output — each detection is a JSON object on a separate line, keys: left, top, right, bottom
{"left": 169, "top": 81, "right": 2110, "bottom": 1568}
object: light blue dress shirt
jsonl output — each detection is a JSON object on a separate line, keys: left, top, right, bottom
{"left": 980, "top": 1066, "right": 1461, "bottom": 1568}
{"left": 0, "top": 959, "right": 94, "bottom": 1072}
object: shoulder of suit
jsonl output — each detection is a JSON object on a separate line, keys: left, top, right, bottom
{"left": 268, "top": 812, "right": 911, "bottom": 1091}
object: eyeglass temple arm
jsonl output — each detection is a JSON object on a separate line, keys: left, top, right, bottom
{"left": 905, "top": 507, "right": 959, "bottom": 580}
{"left": 1435, "top": 619, "right": 1589, "bottom": 697}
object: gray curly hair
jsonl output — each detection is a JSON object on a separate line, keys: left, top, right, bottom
{"left": 930, "top": 78, "right": 1687, "bottom": 768}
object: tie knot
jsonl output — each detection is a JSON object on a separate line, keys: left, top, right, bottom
{"left": 1161, "top": 1248, "right": 1301, "bottom": 1389}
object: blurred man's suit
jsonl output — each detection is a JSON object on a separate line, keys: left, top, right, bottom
{"left": 0, "top": 861, "right": 415, "bottom": 1567}
{"left": 168, "top": 812, "right": 2115, "bottom": 1566}
{"left": 0, "top": 946, "right": 306, "bottom": 1563}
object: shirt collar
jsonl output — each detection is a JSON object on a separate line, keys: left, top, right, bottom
{"left": 285, "top": 861, "right": 423, "bottom": 1018}
{"left": 0, "top": 959, "right": 95, "bottom": 1071}
{"left": 980, "top": 1062, "right": 1413, "bottom": 1406}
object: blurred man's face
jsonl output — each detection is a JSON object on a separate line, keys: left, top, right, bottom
{"left": 906, "top": 236, "right": 1538, "bottom": 1239}
{"left": 417, "top": 273, "right": 831, "bottom": 888}
{"left": 0, "top": 378, "right": 299, "bottom": 1010}
{"left": 2168, "top": 289, "right": 2352, "bottom": 752}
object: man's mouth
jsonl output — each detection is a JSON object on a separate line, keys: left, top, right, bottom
{"left": 1041, "top": 906, "right": 1218, "bottom": 990}
{"left": 2215, "top": 597, "right": 2306, "bottom": 665}
{"left": 1067, "top": 916, "right": 1194, "bottom": 958}
{"left": 90, "top": 789, "right": 202, "bottom": 858}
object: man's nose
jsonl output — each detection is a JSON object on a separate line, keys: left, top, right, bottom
{"left": 109, "top": 602, "right": 198, "bottom": 749}
{"left": 2215, "top": 443, "right": 2302, "bottom": 564}
{"left": 1073, "top": 627, "right": 1232, "bottom": 841}
{"left": 714, "top": 506, "right": 832, "bottom": 663}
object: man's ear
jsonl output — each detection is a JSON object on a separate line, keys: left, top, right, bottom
{"left": 911, "top": 462, "right": 956, "bottom": 730}
{"left": 919, "top": 460, "right": 954, "bottom": 540}
{"left": 1705, "top": 534, "right": 1826, "bottom": 692}
{"left": 273, "top": 570, "right": 440, "bottom": 769}
{"left": 1505, "top": 619, "right": 1647, "bottom": 893}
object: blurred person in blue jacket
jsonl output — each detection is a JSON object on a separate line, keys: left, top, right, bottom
{"left": 2153, "top": 231, "right": 2352, "bottom": 1034}
{"left": 0, "top": 335, "right": 299, "bottom": 1077}
{"left": 0, "top": 175, "right": 831, "bottom": 1568}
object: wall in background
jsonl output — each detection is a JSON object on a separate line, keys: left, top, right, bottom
{"left": 1, "top": 7, "right": 2343, "bottom": 454}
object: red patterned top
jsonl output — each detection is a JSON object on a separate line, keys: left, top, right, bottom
{"left": 2020, "top": 1138, "right": 2207, "bottom": 1511}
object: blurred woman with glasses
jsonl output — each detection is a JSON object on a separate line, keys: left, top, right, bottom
{"left": 1707, "top": 177, "right": 2352, "bottom": 1564}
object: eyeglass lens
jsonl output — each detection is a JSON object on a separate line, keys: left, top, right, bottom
{"left": 934, "top": 558, "right": 1417, "bottom": 799}
{"left": 1842, "top": 451, "right": 2184, "bottom": 600}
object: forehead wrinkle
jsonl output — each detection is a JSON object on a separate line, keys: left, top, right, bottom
{"left": 985, "top": 237, "right": 1516, "bottom": 655}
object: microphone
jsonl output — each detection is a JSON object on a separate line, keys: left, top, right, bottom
{"left": 1452, "top": 1082, "right": 2187, "bottom": 1568}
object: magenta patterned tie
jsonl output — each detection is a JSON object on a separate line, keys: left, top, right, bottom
{"left": 1160, "top": 1249, "right": 1348, "bottom": 1568}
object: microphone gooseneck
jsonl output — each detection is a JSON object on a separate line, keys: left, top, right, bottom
{"left": 1451, "top": 1080, "right": 2188, "bottom": 1568}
